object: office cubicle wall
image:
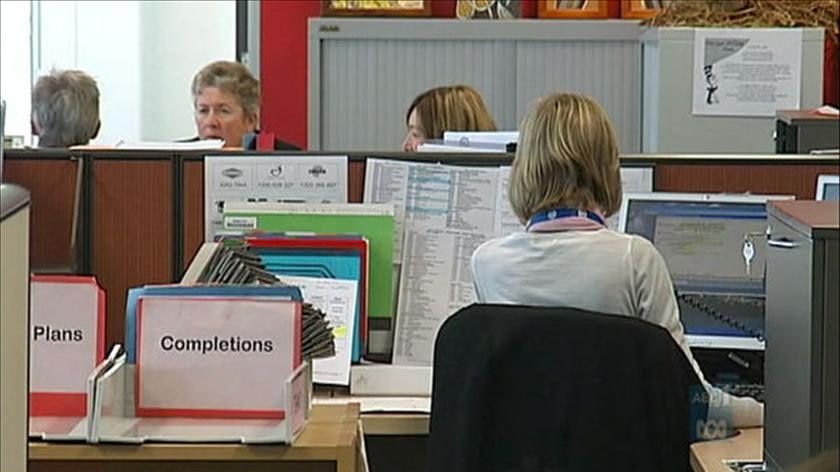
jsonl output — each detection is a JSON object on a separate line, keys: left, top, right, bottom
{"left": 90, "top": 154, "right": 175, "bottom": 348}
{"left": 4, "top": 149, "right": 838, "bottom": 353}
{"left": 2, "top": 151, "right": 80, "bottom": 271}
{"left": 649, "top": 156, "right": 840, "bottom": 199}
{"left": 182, "top": 157, "right": 206, "bottom": 270}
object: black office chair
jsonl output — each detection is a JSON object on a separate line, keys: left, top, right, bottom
{"left": 428, "top": 304, "right": 708, "bottom": 472}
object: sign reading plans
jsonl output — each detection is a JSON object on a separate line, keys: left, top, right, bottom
{"left": 136, "top": 296, "right": 301, "bottom": 419}
{"left": 29, "top": 275, "right": 106, "bottom": 416}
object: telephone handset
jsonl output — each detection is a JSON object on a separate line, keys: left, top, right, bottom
{"left": 675, "top": 291, "right": 765, "bottom": 342}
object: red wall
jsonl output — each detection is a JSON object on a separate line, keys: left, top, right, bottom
{"left": 260, "top": 1, "right": 835, "bottom": 149}
{"left": 261, "top": 0, "right": 320, "bottom": 149}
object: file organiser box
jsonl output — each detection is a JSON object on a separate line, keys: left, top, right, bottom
{"left": 89, "top": 356, "right": 311, "bottom": 444}
{"left": 91, "top": 296, "right": 312, "bottom": 444}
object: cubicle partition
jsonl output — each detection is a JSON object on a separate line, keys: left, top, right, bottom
{"left": 182, "top": 155, "right": 205, "bottom": 271}
{"left": 90, "top": 152, "right": 176, "bottom": 347}
{"left": 4, "top": 149, "right": 838, "bottom": 352}
{"left": 2, "top": 150, "right": 81, "bottom": 272}
{"left": 648, "top": 155, "right": 839, "bottom": 198}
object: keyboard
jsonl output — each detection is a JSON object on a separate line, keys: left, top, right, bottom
{"left": 715, "top": 382, "right": 764, "bottom": 403}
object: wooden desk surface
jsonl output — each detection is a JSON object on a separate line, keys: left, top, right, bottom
{"left": 691, "top": 428, "right": 763, "bottom": 472}
{"left": 29, "top": 404, "right": 365, "bottom": 472}
{"left": 314, "top": 393, "right": 430, "bottom": 436}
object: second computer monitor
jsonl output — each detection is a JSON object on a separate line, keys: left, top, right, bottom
{"left": 618, "top": 192, "right": 793, "bottom": 351}
{"left": 816, "top": 175, "right": 839, "bottom": 201}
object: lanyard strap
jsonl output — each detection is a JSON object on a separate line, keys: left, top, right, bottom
{"left": 526, "top": 208, "right": 606, "bottom": 231}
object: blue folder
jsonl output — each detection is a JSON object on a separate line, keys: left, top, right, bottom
{"left": 124, "top": 285, "right": 302, "bottom": 363}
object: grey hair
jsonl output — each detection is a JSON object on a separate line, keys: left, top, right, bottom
{"left": 31, "top": 70, "right": 100, "bottom": 147}
{"left": 191, "top": 61, "right": 260, "bottom": 120}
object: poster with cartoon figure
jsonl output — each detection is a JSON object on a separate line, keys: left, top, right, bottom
{"left": 693, "top": 28, "right": 802, "bottom": 116}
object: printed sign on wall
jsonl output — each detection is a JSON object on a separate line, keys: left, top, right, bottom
{"left": 693, "top": 28, "right": 802, "bottom": 116}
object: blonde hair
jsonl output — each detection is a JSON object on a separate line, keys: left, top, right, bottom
{"left": 191, "top": 61, "right": 259, "bottom": 120}
{"left": 509, "top": 93, "right": 621, "bottom": 223}
{"left": 407, "top": 85, "right": 497, "bottom": 139}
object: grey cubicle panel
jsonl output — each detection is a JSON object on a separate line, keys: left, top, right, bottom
{"left": 309, "top": 19, "right": 642, "bottom": 152}
{"left": 0, "top": 184, "right": 30, "bottom": 472}
{"left": 641, "top": 27, "right": 825, "bottom": 154}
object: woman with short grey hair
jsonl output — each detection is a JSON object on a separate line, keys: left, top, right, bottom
{"left": 191, "top": 61, "right": 259, "bottom": 148}
{"left": 31, "top": 70, "right": 100, "bottom": 148}
{"left": 190, "top": 60, "right": 298, "bottom": 150}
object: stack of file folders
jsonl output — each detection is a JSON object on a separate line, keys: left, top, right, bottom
{"left": 243, "top": 235, "right": 369, "bottom": 363}
{"left": 195, "top": 244, "right": 277, "bottom": 284}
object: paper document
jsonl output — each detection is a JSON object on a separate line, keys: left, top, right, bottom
{"left": 393, "top": 229, "right": 484, "bottom": 366}
{"left": 692, "top": 28, "right": 802, "bottom": 116}
{"left": 313, "top": 396, "right": 431, "bottom": 414}
{"left": 417, "top": 143, "right": 506, "bottom": 153}
{"left": 277, "top": 276, "right": 358, "bottom": 386}
{"left": 814, "top": 105, "right": 839, "bottom": 116}
{"left": 494, "top": 166, "right": 524, "bottom": 236}
{"left": 443, "top": 131, "right": 518, "bottom": 145}
{"left": 204, "top": 155, "right": 348, "bottom": 241}
{"left": 115, "top": 139, "right": 224, "bottom": 150}
{"left": 364, "top": 159, "right": 501, "bottom": 261}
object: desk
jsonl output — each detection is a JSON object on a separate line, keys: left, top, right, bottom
{"left": 314, "top": 393, "right": 430, "bottom": 435}
{"left": 691, "top": 428, "right": 763, "bottom": 472}
{"left": 314, "top": 394, "right": 429, "bottom": 472}
{"left": 29, "top": 404, "right": 366, "bottom": 472}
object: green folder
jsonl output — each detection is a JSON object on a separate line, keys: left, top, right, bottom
{"left": 223, "top": 205, "right": 395, "bottom": 320}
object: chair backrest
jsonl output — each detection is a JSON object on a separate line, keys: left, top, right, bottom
{"left": 428, "top": 304, "right": 706, "bottom": 472}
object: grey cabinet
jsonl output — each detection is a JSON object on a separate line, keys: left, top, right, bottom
{"left": 765, "top": 200, "right": 839, "bottom": 471}
{"left": 309, "top": 19, "right": 642, "bottom": 152}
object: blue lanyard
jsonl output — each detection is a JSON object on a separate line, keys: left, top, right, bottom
{"left": 526, "top": 208, "right": 606, "bottom": 230}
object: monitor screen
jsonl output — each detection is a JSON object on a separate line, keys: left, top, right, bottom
{"left": 619, "top": 193, "right": 792, "bottom": 350}
{"left": 816, "top": 175, "right": 839, "bottom": 201}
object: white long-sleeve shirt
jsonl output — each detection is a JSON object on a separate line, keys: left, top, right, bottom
{"left": 471, "top": 228, "right": 763, "bottom": 428}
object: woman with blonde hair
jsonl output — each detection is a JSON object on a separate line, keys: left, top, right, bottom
{"left": 471, "top": 92, "right": 763, "bottom": 429}
{"left": 401, "top": 85, "right": 497, "bottom": 151}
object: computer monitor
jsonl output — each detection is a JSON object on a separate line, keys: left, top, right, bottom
{"left": 618, "top": 192, "right": 794, "bottom": 351}
{"left": 816, "top": 174, "right": 839, "bottom": 201}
